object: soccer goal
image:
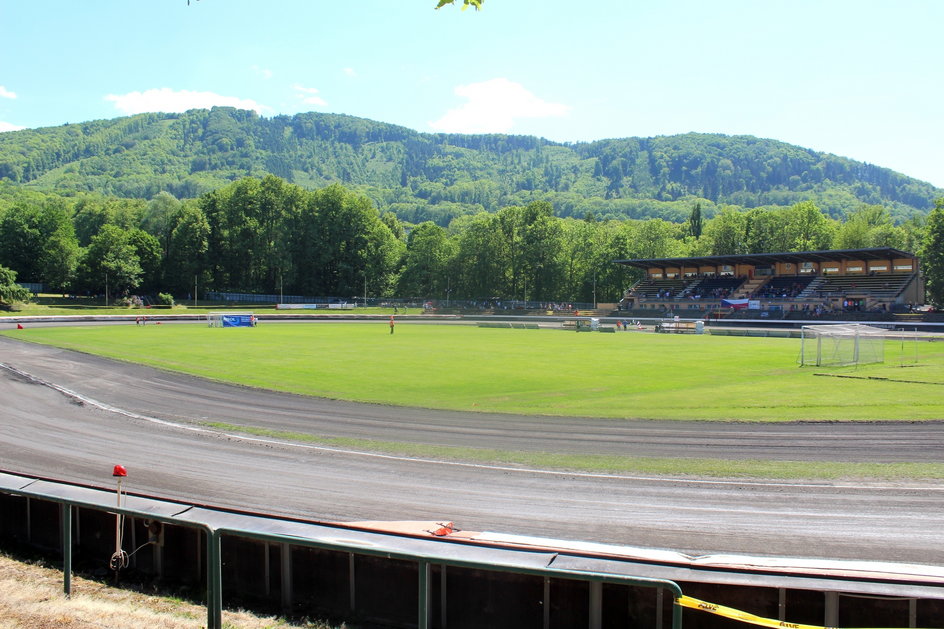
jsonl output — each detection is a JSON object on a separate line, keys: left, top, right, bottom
{"left": 798, "top": 323, "right": 886, "bottom": 367}
{"left": 207, "top": 312, "right": 256, "bottom": 328}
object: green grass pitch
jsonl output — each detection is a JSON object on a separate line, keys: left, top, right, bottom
{"left": 6, "top": 322, "right": 943, "bottom": 422}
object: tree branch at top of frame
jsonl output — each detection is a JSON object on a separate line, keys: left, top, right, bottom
{"left": 436, "top": 0, "right": 484, "bottom": 10}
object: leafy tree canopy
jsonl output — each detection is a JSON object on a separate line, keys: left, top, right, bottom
{"left": 436, "top": 0, "right": 483, "bottom": 9}
{"left": 0, "top": 265, "right": 33, "bottom": 306}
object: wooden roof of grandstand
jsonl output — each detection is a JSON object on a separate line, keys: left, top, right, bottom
{"left": 613, "top": 247, "right": 916, "bottom": 270}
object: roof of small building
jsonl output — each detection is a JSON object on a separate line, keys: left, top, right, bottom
{"left": 613, "top": 247, "right": 916, "bottom": 270}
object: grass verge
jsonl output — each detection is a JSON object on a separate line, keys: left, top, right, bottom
{"left": 205, "top": 421, "right": 944, "bottom": 481}
{"left": 0, "top": 550, "right": 335, "bottom": 629}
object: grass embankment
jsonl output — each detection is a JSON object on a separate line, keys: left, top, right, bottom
{"left": 0, "top": 551, "right": 333, "bottom": 629}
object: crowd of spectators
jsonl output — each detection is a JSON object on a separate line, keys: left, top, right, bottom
{"left": 756, "top": 280, "right": 808, "bottom": 299}
{"left": 688, "top": 287, "right": 732, "bottom": 300}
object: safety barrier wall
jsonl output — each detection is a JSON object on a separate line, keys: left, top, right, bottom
{"left": 0, "top": 473, "right": 685, "bottom": 629}
{"left": 4, "top": 473, "right": 942, "bottom": 629}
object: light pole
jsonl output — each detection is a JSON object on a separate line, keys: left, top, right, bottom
{"left": 105, "top": 272, "right": 109, "bottom": 307}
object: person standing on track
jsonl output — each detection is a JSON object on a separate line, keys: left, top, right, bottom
{"left": 389, "top": 316, "right": 395, "bottom": 335}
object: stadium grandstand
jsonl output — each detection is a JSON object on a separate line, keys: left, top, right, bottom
{"left": 614, "top": 247, "right": 928, "bottom": 322}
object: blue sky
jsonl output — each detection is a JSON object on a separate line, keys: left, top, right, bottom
{"left": 1, "top": 0, "right": 942, "bottom": 187}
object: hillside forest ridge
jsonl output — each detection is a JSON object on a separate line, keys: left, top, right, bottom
{"left": 0, "top": 107, "right": 942, "bottom": 307}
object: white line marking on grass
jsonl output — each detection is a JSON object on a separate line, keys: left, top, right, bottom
{"left": 3, "top": 363, "right": 941, "bottom": 493}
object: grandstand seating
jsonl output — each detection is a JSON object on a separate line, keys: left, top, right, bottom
{"left": 683, "top": 276, "right": 744, "bottom": 299}
{"left": 623, "top": 270, "right": 920, "bottom": 319}
{"left": 802, "top": 273, "right": 913, "bottom": 301}
{"left": 753, "top": 275, "right": 815, "bottom": 299}
{"left": 626, "top": 278, "right": 688, "bottom": 298}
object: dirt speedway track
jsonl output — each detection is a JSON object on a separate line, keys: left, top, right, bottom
{"left": 1, "top": 335, "right": 943, "bottom": 566}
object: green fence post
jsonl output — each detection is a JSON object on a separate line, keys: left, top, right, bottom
{"left": 672, "top": 593, "right": 683, "bottom": 629}
{"left": 207, "top": 529, "right": 222, "bottom": 629}
{"left": 418, "top": 560, "right": 431, "bottom": 629}
{"left": 62, "top": 504, "right": 72, "bottom": 598}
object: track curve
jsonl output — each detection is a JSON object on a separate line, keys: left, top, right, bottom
{"left": 1, "top": 335, "right": 943, "bottom": 565}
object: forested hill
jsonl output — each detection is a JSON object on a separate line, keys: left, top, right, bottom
{"left": 0, "top": 106, "right": 939, "bottom": 224}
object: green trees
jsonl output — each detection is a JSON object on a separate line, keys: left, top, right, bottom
{"left": 197, "top": 178, "right": 402, "bottom": 298}
{"left": 0, "top": 265, "right": 32, "bottom": 307}
{"left": 74, "top": 225, "right": 143, "bottom": 298}
{"left": 783, "top": 201, "right": 834, "bottom": 251}
{"left": 0, "top": 201, "right": 79, "bottom": 290}
{"left": 0, "top": 167, "right": 933, "bottom": 307}
{"left": 688, "top": 202, "right": 703, "bottom": 238}
{"left": 304, "top": 184, "right": 403, "bottom": 297}
{"left": 703, "top": 207, "right": 748, "bottom": 255}
{"left": 164, "top": 204, "right": 209, "bottom": 296}
{"left": 396, "top": 222, "right": 455, "bottom": 299}
{"left": 435, "top": 0, "right": 483, "bottom": 10}
{"left": 920, "top": 199, "right": 944, "bottom": 308}
{"left": 832, "top": 205, "right": 903, "bottom": 250}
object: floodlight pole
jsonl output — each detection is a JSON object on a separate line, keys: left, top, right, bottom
{"left": 194, "top": 275, "right": 197, "bottom": 308}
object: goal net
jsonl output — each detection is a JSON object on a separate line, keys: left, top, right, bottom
{"left": 207, "top": 312, "right": 256, "bottom": 328}
{"left": 799, "top": 323, "right": 886, "bottom": 367}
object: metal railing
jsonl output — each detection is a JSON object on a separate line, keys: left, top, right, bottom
{"left": 1, "top": 476, "right": 684, "bottom": 629}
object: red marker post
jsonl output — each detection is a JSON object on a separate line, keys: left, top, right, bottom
{"left": 111, "top": 465, "right": 128, "bottom": 572}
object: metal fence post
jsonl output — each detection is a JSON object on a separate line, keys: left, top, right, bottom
{"left": 418, "top": 560, "right": 431, "bottom": 629}
{"left": 672, "top": 593, "right": 683, "bottom": 629}
{"left": 207, "top": 530, "right": 222, "bottom": 629}
{"left": 589, "top": 581, "right": 602, "bottom": 629}
{"left": 62, "top": 504, "right": 72, "bottom": 598}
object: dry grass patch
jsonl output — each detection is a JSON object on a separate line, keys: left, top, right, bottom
{"left": 0, "top": 552, "right": 333, "bottom": 629}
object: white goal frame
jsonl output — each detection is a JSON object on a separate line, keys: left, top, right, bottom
{"left": 799, "top": 323, "right": 886, "bottom": 367}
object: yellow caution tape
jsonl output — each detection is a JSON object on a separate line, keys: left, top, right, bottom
{"left": 677, "top": 595, "right": 931, "bottom": 629}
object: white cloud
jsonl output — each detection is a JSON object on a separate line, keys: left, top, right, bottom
{"left": 104, "top": 88, "right": 270, "bottom": 115}
{"left": 293, "top": 84, "right": 327, "bottom": 107}
{"left": 0, "top": 85, "right": 16, "bottom": 99}
{"left": 429, "top": 78, "right": 570, "bottom": 134}
{"left": 250, "top": 65, "right": 273, "bottom": 80}
{"left": 0, "top": 121, "right": 25, "bottom": 132}
{"left": 342, "top": 67, "right": 356, "bottom": 78}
